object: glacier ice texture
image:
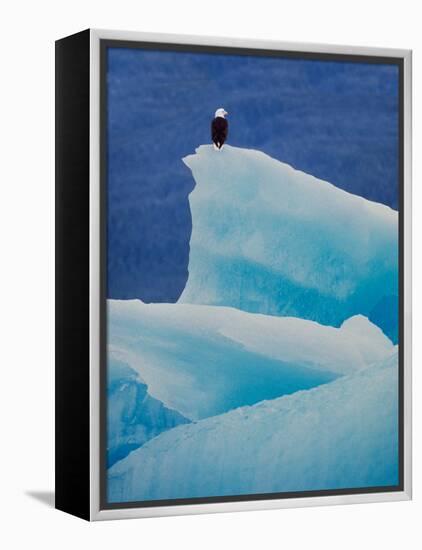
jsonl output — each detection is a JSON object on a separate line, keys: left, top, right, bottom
{"left": 106, "top": 145, "right": 400, "bottom": 502}
{"left": 107, "top": 356, "right": 189, "bottom": 467}
{"left": 108, "top": 299, "right": 394, "bottom": 422}
{"left": 180, "top": 145, "right": 399, "bottom": 342}
{"left": 108, "top": 350, "right": 399, "bottom": 502}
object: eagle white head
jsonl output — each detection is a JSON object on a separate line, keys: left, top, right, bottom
{"left": 215, "top": 107, "right": 228, "bottom": 118}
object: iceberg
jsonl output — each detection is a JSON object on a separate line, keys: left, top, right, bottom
{"left": 108, "top": 299, "right": 394, "bottom": 421}
{"left": 180, "top": 145, "right": 399, "bottom": 342}
{"left": 107, "top": 356, "right": 189, "bottom": 466}
{"left": 105, "top": 145, "right": 400, "bottom": 501}
{"left": 108, "top": 349, "right": 399, "bottom": 502}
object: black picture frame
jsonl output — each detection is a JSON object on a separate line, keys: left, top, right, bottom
{"left": 55, "top": 29, "right": 412, "bottom": 521}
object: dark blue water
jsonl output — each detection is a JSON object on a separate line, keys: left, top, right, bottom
{"left": 107, "top": 47, "right": 399, "bottom": 302}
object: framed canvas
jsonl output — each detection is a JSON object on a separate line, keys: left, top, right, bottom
{"left": 55, "top": 29, "right": 412, "bottom": 521}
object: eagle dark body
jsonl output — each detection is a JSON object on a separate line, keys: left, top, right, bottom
{"left": 211, "top": 116, "right": 228, "bottom": 149}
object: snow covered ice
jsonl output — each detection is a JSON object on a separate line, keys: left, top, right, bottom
{"left": 180, "top": 145, "right": 398, "bottom": 342}
{"left": 108, "top": 349, "right": 399, "bottom": 502}
{"left": 108, "top": 300, "right": 394, "bottom": 421}
{"left": 106, "top": 145, "right": 399, "bottom": 502}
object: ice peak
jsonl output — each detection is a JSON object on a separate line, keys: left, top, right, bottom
{"left": 180, "top": 145, "right": 398, "bottom": 342}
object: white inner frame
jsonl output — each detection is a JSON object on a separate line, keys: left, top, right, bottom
{"left": 89, "top": 29, "right": 412, "bottom": 521}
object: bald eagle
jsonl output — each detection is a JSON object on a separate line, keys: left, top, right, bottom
{"left": 211, "top": 108, "right": 228, "bottom": 150}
